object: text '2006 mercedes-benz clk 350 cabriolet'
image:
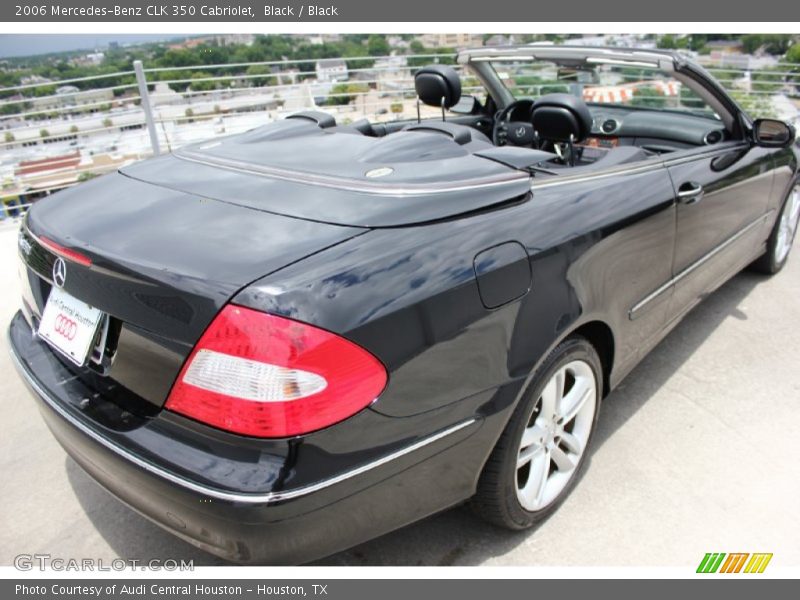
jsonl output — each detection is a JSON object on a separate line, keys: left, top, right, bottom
{"left": 9, "top": 45, "right": 800, "bottom": 563}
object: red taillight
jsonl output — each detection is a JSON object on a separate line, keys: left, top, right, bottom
{"left": 165, "top": 305, "right": 388, "bottom": 438}
{"left": 37, "top": 235, "right": 92, "bottom": 267}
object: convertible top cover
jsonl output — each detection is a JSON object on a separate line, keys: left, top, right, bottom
{"left": 120, "top": 117, "right": 532, "bottom": 227}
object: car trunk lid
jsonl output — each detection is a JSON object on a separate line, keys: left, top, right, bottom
{"left": 20, "top": 173, "right": 364, "bottom": 408}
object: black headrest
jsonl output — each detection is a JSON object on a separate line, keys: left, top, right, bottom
{"left": 531, "top": 93, "right": 593, "bottom": 143}
{"left": 414, "top": 65, "right": 462, "bottom": 109}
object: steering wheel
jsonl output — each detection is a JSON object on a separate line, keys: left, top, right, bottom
{"left": 492, "top": 99, "right": 536, "bottom": 147}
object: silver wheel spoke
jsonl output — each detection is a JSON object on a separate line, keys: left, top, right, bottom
{"left": 540, "top": 367, "right": 564, "bottom": 419}
{"left": 558, "top": 376, "right": 592, "bottom": 425}
{"left": 517, "top": 444, "right": 543, "bottom": 469}
{"left": 559, "top": 430, "right": 582, "bottom": 455}
{"left": 550, "top": 445, "right": 577, "bottom": 472}
{"left": 520, "top": 425, "right": 546, "bottom": 449}
{"left": 522, "top": 449, "right": 550, "bottom": 507}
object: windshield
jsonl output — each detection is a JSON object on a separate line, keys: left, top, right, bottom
{"left": 484, "top": 58, "right": 718, "bottom": 119}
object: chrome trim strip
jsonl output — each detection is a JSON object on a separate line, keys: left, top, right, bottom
{"left": 459, "top": 46, "right": 676, "bottom": 67}
{"left": 530, "top": 143, "right": 748, "bottom": 192}
{"left": 175, "top": 150, "right": 530, "bottom": 197}
{"left": 531, "top": 158, "right": 665, "bottom": 190}
{"left": 629, "top": 213, "right": 768, "bottom": 318}
{"left": 661, "top": 142, "right": 748, "bottom": 167}
{"left": 8, "top": 335, "right": 477, "bottom": 505}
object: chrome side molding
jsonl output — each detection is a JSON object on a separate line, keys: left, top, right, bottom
{"left": 629, "top": 213, "right": 769, "bottom": 319}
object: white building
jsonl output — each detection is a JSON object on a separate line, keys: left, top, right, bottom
{"left": 315, "top": 59, "right": 349, "bottom": 83}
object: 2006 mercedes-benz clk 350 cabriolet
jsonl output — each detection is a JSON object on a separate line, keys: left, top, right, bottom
{"left": 9, "top": 45, "right": 800, "bottom": 563}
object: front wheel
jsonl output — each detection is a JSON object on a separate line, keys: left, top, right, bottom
{"left": 471, "top": 336, "right": 601, "bottom": 529}
{"left": 751, "top": 182, "right": 800, "bottom": 275}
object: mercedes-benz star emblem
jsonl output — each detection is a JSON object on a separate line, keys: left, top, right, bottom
{"left": 52, "top": 257, "right": 67, "bottom": 289}
{"left": 515, "top": 127, "right": 526, "bottom": 138}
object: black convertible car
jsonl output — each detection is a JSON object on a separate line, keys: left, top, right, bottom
{"left": 9, "top": 45, "right": 799, "bottom": 563}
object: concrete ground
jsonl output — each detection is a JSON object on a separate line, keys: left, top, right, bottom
{"left": 0, "top": 218, "right": 798, "bottom": 568}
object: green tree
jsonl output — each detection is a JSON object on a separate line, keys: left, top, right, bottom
{"left": 102, "top": 118, "right": 113, "bottom": 128}
{"left": 39, "top": 128, "right": 49, "bottom": 138}
{"left": 69, "top": 124, "right": 79, "bottom": 133}
{"left": 407, "top": 46, "right": 456, "bottom": 68}
{"left": 730, "top": 90, "right": 776, "bottom": 119}
{"left": 657, "top": 35, "right": 681, "bottom": 50}
{"left": 750, "top": 68, "right": 784, "bottom": 94}
{"left": 77, "top": 172, "right": 98, "bottom": 182}
{"left": 367, "top": 35, "right": 390, "bottom": 57}
{"left": 327, "top": 83, "right": 369, "bottom": 105}
{"left": 785, "top": 43, "right": 800, "bottom": 64}
{"left": 679, "top": 86, "right": 705, "bottom": 109}
{"left": 4, "top": 132, "right": 15, "bottom": 143}
{"left": 245, "top": 64, "right": 276, "bottom": 87}
{"left": 631, "top": 86, "right": 667, "bottom": 109}
{"left": 188, "top": 72, "right": 218, "bottom": 92}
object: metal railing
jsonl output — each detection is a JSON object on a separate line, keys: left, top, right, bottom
{"left": 1, "top": 50, "right": 798, "bottom": 215}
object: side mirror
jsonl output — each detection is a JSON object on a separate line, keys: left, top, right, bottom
{"left": 450, "top": 95, "right": 480, "bottom": 115}
{"left": 753, "top": 118, "right": 796, "bottom": 148}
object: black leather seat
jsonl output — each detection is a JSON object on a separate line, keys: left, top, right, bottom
{"left": 403, "top": 65, "right": 491, "bottom": 147}
{"left": 531, "top": 93, "right": 593, "bottom": 144}
{"left": 414, "top": 65, "right": 463, "bottom": 110}
{"left": 528, "top": 95, "right": 649, "bottom": 172}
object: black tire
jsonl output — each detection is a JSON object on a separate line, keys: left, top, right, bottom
{"left": 750, "top": 181, "right": 799, "bottom": 275}
{"left": 471, "top": 335, "right": 602, "bottom": 530}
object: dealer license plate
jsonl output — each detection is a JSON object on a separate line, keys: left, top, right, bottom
{"left": 38, "top": 287, "right": 104, "bottom": 366}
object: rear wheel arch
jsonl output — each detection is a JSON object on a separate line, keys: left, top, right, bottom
{"left": 569, "top": 320, "right": 615, "bottom": 398}
{"left": 472, "top": 318, "right": 615, "bottom": 486}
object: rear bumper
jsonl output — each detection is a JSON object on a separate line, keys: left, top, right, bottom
{"left": 8, "top": 310, "right": 487, "bottom": 564}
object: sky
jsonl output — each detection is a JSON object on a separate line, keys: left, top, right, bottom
{"left": 0, "top": 35, "right": 186, "bottom": 58}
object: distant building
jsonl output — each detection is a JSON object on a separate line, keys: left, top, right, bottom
{"left": 306, "top": 34, "right": 343, "bottom": 46}
{"left": 418, "top": 34, "right": 483, "bottom": 49}
{"left": 316, "top": 59, "right": 348, "bottom": 83}
{"left": 371, "top": 55, "right": 411, "bottom": 92}
{"left": 71, "top": 52, "right": 105, "bottom": 67}
{"left": 30, "top": 86, "right": 114, "bottom": 114}
{"left": 705, "top": 39, "right": 744, "bottom": 54}
{"left": 386, "top": 36, "right": 410, "bottom": 50}
{"left": 212, "top": 34, "right": 254, "bottom": 46}
{"left": 15, "top": 151, "right": 81, "bottom": 177}
{"left": 484, "top": 34, "right": 517, "bottom": 48}
{"left": 168, "top": 37, "right": 214, "bottom": 51}
{"left": 19, "top": 75, "right": 52, "bottom": 86}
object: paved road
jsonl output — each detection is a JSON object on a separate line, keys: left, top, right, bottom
{"left": 1, "top": 219, "right": 798, "bottom": 567}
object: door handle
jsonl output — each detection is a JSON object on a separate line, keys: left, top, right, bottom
{"left": 677, "top": 181, "right": 704, "bottom": 204}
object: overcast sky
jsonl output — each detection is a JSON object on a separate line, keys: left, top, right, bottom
{"left": 0, "top": 35, "right": 187, "bottom": 58}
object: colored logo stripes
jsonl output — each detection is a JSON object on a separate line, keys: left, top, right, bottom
{"left": 696, "top": 553, "right": 773, "bottom": 573}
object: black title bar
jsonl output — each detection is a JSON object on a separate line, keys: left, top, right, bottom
{"left": 3, "top": 0, "right": 800, "bottom": 22}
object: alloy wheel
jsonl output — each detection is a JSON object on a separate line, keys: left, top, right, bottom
{"left": 515, "top": 359, "right": 597, "bottom": 512}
